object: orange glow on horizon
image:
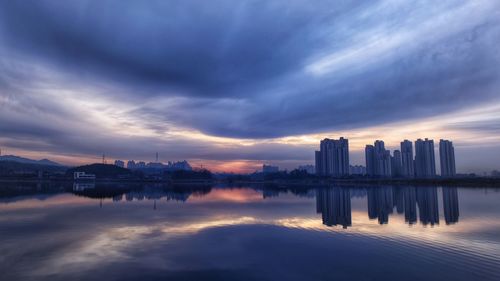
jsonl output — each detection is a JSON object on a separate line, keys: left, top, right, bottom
{"left": 2, "top": 103, "right": 500, "bottom": 173}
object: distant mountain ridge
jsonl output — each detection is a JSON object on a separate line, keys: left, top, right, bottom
{"left": 0, "top": 155, "right": 62, "bottom": 166}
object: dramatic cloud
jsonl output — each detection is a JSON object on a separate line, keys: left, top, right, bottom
{"left": 0, "top": 0, "right": 499, "bottom": 172}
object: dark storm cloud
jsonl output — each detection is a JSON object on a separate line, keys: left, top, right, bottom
{"left": 1, "top": 0, "right": 500, "bottom": 137}
{"left": 0, "top": 0, "right": 344, "bottom": 98}
{"left": 0, "top": 0, "right": 500, "bottom": 168}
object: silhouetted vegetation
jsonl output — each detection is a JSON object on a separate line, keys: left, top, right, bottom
{"left": 170, "top": 169, "right": 213, "bottom": 180}
{"left": 261, "top": 169, "right": 316, "bottom": 181}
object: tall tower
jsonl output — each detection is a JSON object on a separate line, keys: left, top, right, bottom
{"left": 400, "top": 140, "right": 414, "bottom": 178}
{"left": 415, "top": 138, "right": 436, "bottom": 178}
{"left": 439, "top": 139, "right": 456, "bottom": 177}
{"left": 366, "top": 140, "right": 391, "bottom": 177}
{"left": 365, "top": 145, "right": 375, "bottom": 176}
{"left": 317, "top": 137, "right": 350, "bottom": 177}
{"left": 315, "top": 151, "right": 322, "bottom": 176}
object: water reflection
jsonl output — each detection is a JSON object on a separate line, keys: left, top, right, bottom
{"left": 1, "top": 183, "right": 500, "bottom": 281}
{"left": 443, "top": 187, "right": 459, "bottom": 225}
{"left": 316, "top": 186, "right": 459, "bottom": 228}
{"left": 0, "top": 183, "right": 462, "bottom": 228}
{"left": 403, "top": 186, "right": 417, "bottom": 224}
{"left": 367, "top": 186, "right": 393, "bottom": 224}
{"left": 73, "top": 182, "right": 96, "bottom": 191}
{"left": 316, "top": 187, "right": 352, "bottom": 228}
{"left": 417, "top": 187, "right": 440, "bottom": 226}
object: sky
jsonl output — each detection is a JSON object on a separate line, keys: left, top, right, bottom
{"left": 0, "top": 0, "right": 499, "bottom": 173}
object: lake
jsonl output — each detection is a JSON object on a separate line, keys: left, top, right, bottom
{"left": 1, "top": 183, "right": 499, "bottom": 281}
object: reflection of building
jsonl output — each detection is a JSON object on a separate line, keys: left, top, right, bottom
{"left": 415, "top": 138, "right": 436, "bottom": 178}
{"left": 442, "top": 187, "right": 459, "bottom": 225}
{"left": 439, "top": 140, "right": 456, "bottom": 178}
{"left": 416, "top": 187, "right": 439, "bottom": 226}
{"left": 263, "top": 189, "right": 280, "bottom": 199}
{"left": 367, "top": 187, "right": 393, "bottom": 224}
{"left": 403, "top": 187, "right": 417, "bottom": 225}
{"left": 393, "top": 187, "right": 405, "bottom": 214}
{"left": 73, "top": 182, "right": 96, "bottom": 191}
{"left": 316, "top": 187, "right": 352, "bottom": 228}
{"left": 315, "top": 138, "right": 350, "bottom": 177}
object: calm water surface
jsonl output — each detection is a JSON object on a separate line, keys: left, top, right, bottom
{"left": 0, "top": 183, "right": 499, "bottom": 281}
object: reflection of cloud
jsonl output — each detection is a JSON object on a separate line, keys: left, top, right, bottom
{"left": 189, "top": 189, "right": 263, "bottom": 203}
{"left": 276, "top": 212, "right": 500, "bottom": 258}
{"left": 0, "top": 194, "right": 93, "bottom": 210}
{"left": 33, "top": 217, "right": 259, "bottom": 277}
{"left": 4, "top": 187, "right": 499, "bottom": 280}
{"left": 165, "top": 217, "right": 258, "bottom": 234}
{"left": 31, "top": 211, "right": 500, "bottom": 279}
{"left": 34, "top": 226, "right": 153, "bottom": 276}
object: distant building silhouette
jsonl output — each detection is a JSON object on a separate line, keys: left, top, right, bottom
{"left": 126, "top": 160, "right": 192, "bottom": 171}
{"left": 315, "top": 151, "right": 322, "bottom": 175}
{"left": 415, "top": 138, "right": 436, "bottom": 178}
{"left": 127, "top": 160, "right": 136, "bottom": 169}
{"left": 316, "top": 187, "right": 352, "bottom": 228}
{"left": 439, "top": 139, "right": 456, "bottom": 177}
{"left": 298, "top": 165, "right": 315, "bottom": 174}
{"left": 262, "top": 164, "right": 279, "bottom": 173}
{"left": 315, "top": 138, "right": 349, "bottom": 177}
{"left": 365, "top": 145, "right": 376, "bottom": 176}
{"left": 442, "top": 187, "right": 459, "bottom": 224}
{"left": 349, "top": 165, "right": 366, "bottom": 175}
{"left": 400, "top": 140, "right": 414, "bottom": 178}
{"left": 114, "top": 160, "right": 125, "bottom": 168}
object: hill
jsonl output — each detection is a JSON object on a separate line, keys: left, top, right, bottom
{"left": 0, "top": 155, "right": 61, "bottom": 166}
{"left": 66, "top": 164, "right": 133, "bottom": 179}
{"left": 0, "top": 161, "right": 67, "bottom": 176}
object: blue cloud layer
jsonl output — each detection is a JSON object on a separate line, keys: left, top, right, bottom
{"left": 0, "top": 0, "right": 499, "bottom": 169}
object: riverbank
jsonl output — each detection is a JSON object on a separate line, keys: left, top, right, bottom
{"left": 1, "top": 177, "right": 499, "bottom": 188}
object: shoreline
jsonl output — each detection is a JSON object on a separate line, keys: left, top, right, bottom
{"left": 0, "top": 177, "right": 499, "bottom": 188}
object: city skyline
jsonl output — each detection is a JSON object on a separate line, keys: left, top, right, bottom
{"left": 1, "top": 1, "right": 500, "bottom": 174}
{"left": 0, "top": 135, "right": 492, "bottom": 175}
